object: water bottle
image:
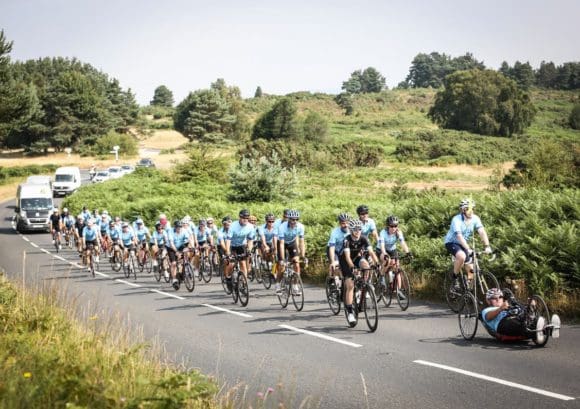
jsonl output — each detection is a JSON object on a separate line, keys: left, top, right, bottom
{"left": 334, "top": 275, "right": 341, "bottom": 289}
{"left": 388, "top": 270, "right": 395, "bottom": 283}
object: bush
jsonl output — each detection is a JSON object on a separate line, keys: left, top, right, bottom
{"left": 252, "top": 98, "right": 301, "bottom": 140}
{"left": 171, "top": 147, "right": 228, "bottom": 183}
{"left": 569, "top": 104, "right": 580, "bottom": 129}
{"left": 77, "top": 131, "right": 138, "bottom": 157}
{"left": 302, "top": 111, "right": 328, "bottom": 142}
{"left": 0, "top": 164, "right": 59, "bottom": 184}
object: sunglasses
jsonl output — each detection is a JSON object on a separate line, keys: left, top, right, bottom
{"left": 267, "top": 220, "right": 274, "bottom": 223}
{"left": 388, "top": 225, "right": 398, "bottom": 228}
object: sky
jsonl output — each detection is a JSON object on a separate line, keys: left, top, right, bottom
{"left": 1, "top": 0, "right": 579, "bottom": 105}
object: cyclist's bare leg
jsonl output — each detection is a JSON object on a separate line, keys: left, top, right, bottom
{"left": 292, "top": 256, "right": 301, "bottom": 275}
{"left": 453, "top": 250, "right": 467, "bottom": 275}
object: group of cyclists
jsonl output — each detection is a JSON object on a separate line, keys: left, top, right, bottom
{"left": 46, "top": 197, "right": 561, "bottom": 341}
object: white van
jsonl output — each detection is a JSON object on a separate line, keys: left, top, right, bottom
{"left": 14, "top": 183, "right": 54, "bottom": 232}
{"left": 26, "top": 175, "right": 53, "bottom": 191}
{"left": 52, "top": 166, "right": 81, "bottom": 196}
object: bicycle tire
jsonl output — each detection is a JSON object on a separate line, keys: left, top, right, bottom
{"left": 444, "top": 269, "right": 465, "bottom": 313}
{"left": 237, "top": 273, "right": 249, "bottom": 307}
{"left": 221, "top": 267, "right": 232, "bottom": 295}
{"left": 396, "top": 268, "right": 411, "bottom": 311}
{"left": 201, "top": 257, "right": 212, "bottom": 283}
{"left": 110, "top": 250, "right": 122, "bottom": 272}
{"left": 458, "top": 292, "right": 478, "bottom": 340}
{"left": 262, "top": 261, "right": 273, "bottom": 289}
{"left": 138, "top": 249, "right": 145, "bottom": 273}
{"left": 122, "top": 253, "right": 131, "bottom": 278}
{"left": 529, "top": 295, "right": 550, "bottom": 347}
{"left": 162, "top": 256, "right": 170, "bottom": 283}
{"left": 184, "top": 262, "right": 195, "bottom": 292}
{"left": 345, "top": 287, "right": 359, "bottom": 328}
{"left": 277, "top": 275, "right": 289, "bottom": 308}
{"left": 325, "top": 277, "right": 341, "bottom": 315}
{"left": 153, "top": 256, "right": 162, "bottom": 282}
{"left": 54, "top": 234, "right": 60, "bottom": 253}
{"left": 231, "top": 273, "right": 239, "bottom": 304}
{"left": 384, "top": 275, "right": 394, "bottom": 308}
{"left": 130, "top": 251, "right": 137, "bottom": 280}
{"left": 291, "top": 274, "right": 304, "bottom": 311}
{"left": 143, "top": 251, "right": 152, "bottom": 274}
{"left": 254, "top": 254, "right": 263, "bottom": 283}
{"left": 476, "top": 270, "right": 500, "bottom": 309}
{"left": 363, "top": 285, "right": 379, "bottom": 333}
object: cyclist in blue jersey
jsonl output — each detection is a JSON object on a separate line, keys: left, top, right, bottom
{"left": 258, "top": 213, "right": 277, "bottom": 267}
{"left": 444, "top": 199, "right": 492, "bottom": 289}
{"left": 61, "top": 208, "right": 76, "bottom": 243}
{"left": 107, "top": 220, "right": 121, "bottom": 263}
{"left": 81, "top": 206, "right": 91, "bottom": 225}
{"left": 224, "top": 209, "right": 255, "bottom": 291}
{"left": 134, "top": 218, "right": 150, "bottom": 266}
{"left": 275, "top": 210, "right": 306, "bottom": 295}
{"left": 378, "top": 215, "right": 412, "bottom": 298}
{"left": 150, "top": 222, "right": 169, "bottom": 275}
{"left": 82, "top": 218, "right": 101, "bottom": 270}
{"left": 97, "top": 213, "right": 111, "bottom": 256}
{"left": 217, "top": 216, "right": 232, "bottom": 259}
{"left": 194, "top": 219, "right": 213, "bottom": 273}
{"left": 120, "top": 222, "right": 137, "bottom": 265}
{"left": 356, "top": 205, "right": 379, "bottom": 245}
{"left": 169, "top": 220, "right": 190, "bottom": 290}
{"left": 327, "top": 213, "right": 351, "bottom": 282}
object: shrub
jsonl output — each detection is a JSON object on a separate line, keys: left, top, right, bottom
{"left": 171, "top": 146, "right": 228, "bottom": 183}
{"left": 302, "top": 111, "right": 328, "bottom": 143}
{"left": 570, "top": 103, "right": 580, "bottom": 129}
{"left": 252, "top": 98, "right": 301, "bottom": 140}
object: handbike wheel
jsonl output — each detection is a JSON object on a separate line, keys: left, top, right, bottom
{"left": 444, "top": 269, "right": 465, "bottom": 313}
{"left": 396, "top": 268, "right": 411, "bottom": 311}
{"left": 529, "top": 295, "right": 550, "bottom": 347}
{"left": 326, "top": 277, "right": 341, "bottom": 315}
{"left": 184, "top": 263, "right": 195, "bottom": 292}
{"left": 458, "top": 292, "right": 478, "bottom": 340}
{"left": 277, "top": 276, "right": 289, "bottom": 308}
{"left": 291, "top": 274, "right": 304, "bottom": 312}
{"left": 363, "top": 285, "right": 379, "bottom": 333}
{"left": 237, "top": 273, "right": 249, "bottom": 307}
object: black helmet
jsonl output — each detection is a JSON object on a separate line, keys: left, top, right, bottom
{"left": 459, "top": 198, "right": 475, "bottom": 210}
{"left": 283, "top": 208, "right": 290, "bottom": 217}
{"left": 174, "top": 220, "right": 182, "bottom": 228}
{"left": 337, "top": 212, "right": 350, "bottom": 222}
{"left": 239, "top": 209, "right": 250, "bottom": 218}
{"left": 287, "top": 209, "right": 300, "bottom": 220}
{"left": 222, "top": 215, "right": 232, "bottom": 224}
{"left": 356, "top": 205, "right": 369, "bottom": 215}
{"left": 109, "top": 221, "right": 115, "bottom": 227}
{"left": 155, "top": 221, "right": 162, "bottom": 229}
{"left": 386, "top": 215, "right": 399, "bottom": 227}
{"left": 265, "top": 213, "right": 275, "bottom": 222}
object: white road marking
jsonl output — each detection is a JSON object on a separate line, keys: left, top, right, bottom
{"left": 30, "top": 242, "right": 39, "bottom": 248}
{"left": 413, "top": 360, "right": 575, "bottom": 401}
{"left": 22, "top": 236, "right": 29, "bottom": 242}
{"left": 201, "top": 303, "right": 253, "bottom": 318}
{"left": 54, "top": 255, "right": 65, "bottom": 261}
{"left": 95, "top": 271, "right": 109, "bottom": 278}
{"left": 115, "top": 279, "right": 141, "bottom": 288}
{"left": 151, "top": 289, "right": 185, "bottom": 300}
{"left": 41, "top": 248, "right": 50, "bottom": 254}
{"left": 278, "top": 324, "right": 363, "bottom": 348}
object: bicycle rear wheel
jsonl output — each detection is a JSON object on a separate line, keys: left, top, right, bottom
{"left": 143, "top": 251, "right": 152, "bottom": 274}
{"left": 221, "top": 268, "right": 232, "bottom": 295}
{"left": 153, "top": 256, "right": 162, "bottom": 282}
{"left": 231, "top": 274, "right": 239, "bottom": 304}
{"left": 237, "top": 273, "right": 249, "bottom": 307}
{"left": 277, "top": 276, "right": 289, "bottom": 308}
{"left": 291, "top": 274, "right": 304, "bottom": 311}
{"left": 363, "top": 286, "right": 379, "bottom": 333}
{"left": 262, "top": 261, "right": 273, "bottom": 289}
{"left": 396, "top": 268, "right": 411, "bottom": 311}
{"left": 458, "top": 292, "right": 478, "bottom": 340}
{"left": 184, "top": 263, "right": 195, "bottom": 292}
{"left": 528, "top": 295, "right": 550, "bottom": 346}
{"left": 444, "top": 269, "right": 465, "bottom": 313}
{"left": 326, "top": 277, "right": 341, "bottom": 315}
{"left": 130, "top": 252, "right": 137, "bottom": 280}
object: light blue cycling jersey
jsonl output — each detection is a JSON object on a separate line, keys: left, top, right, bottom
{"left": 121, "top": 229, "right": 135, "bottom": 247}
{"left": 196, "top": 227, "right": 211, "bottom": 243}
{"left": 361, "top": 218, "right": 377, "bottom": 238}
{"left": 378, "top": 229, "right": 405, "bottom": 252}
{"left": 82, "top": 225, "right": 98, "bottom": 241}
{"left": 62, "top": 215, "right": 75, "bottom": 228}
{"left": 226, "top": 221, "right": 256, "bottom": 247}
{"left": 481, "top": 307, "right": 509, "bottom": 332}
{"left": 273, "top": 218, "right": 285, "bottom": 233}
{"left": 327, "top": 226, "right": 349, "bottom": 254}
{"left": 98, "top": 217, "right": 111, "bottom": 233}
{"left": 170, "top": 228, "right": 190, "bottom": 249}
{"left": 444, "top": 214, "right": 483, "bottom": 245}
{"left": 259, "top": 224, "right": 276, "bottom": 244}
{"left": 109, "top": 227, "right": 120, "bottom": 240}
{"left": 82, "top": 210, "right": 92, "bottom": 224}
{"left": 150, "top": 230, "right": 168, "bottom": 246}
{"left": 276, "top": 221, "right": 305, "bottom": 244}
{"left": 217, "top": 227, "right": 230, "bottom": 245}
{"left": 134, "top": 226, "right": 150, "bottom": 242}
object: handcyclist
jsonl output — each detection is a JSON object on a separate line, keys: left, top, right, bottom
{"left": 50, "top": 208, "right": 62, "bottom": 249}
{"left": 377, "top": 215, "right": 412, "bottom": 299}
{"left": 275, "top": 209, "right": 306, "bottom": 295}
{"left": 340, "top": 219, "right": 379, "bottom": 325}
{"left": 82, "top": 218, "right": 101, "bottom": 269}
{"left": 356, "top": 205, "right": 379, "bottom": 245}
{"left": 168, "top": 220, "right": 190, "bottom": 290}
{"left": 444, "top": 198, "right": 492, "bottom": 290}
{"left": 482, "top": 288, "right": 560, "bottom": 343}
{"left": 327, "top": 213, "right": 351, "bottom": 285}
{"left": 224, "top": 209, "right": 255, "bottom": 291}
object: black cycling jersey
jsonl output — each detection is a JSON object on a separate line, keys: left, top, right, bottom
{"left": 340, "top": 234, "right": 370, "bottom": 261}
{"left": 50, "top": 214, "right": 61, "bottom": 229}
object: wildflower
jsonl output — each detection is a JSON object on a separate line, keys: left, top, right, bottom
{"left": 266, "top": 387, "right": 275, "bottom": 394}
{"left": 256, "top": 392, "right": 264, "bottom": 399}
{"left": 23, "top": 372, "right": 32, "bottom": 378}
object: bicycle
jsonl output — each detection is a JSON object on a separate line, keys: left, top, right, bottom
{"left": 344, "top": 267, "right": 379, "bottom": 332}
{"left": 52, "top": 229, "right": 61, "bottom": 253}
{"left": 137, "top": 241, "right": 152, "bottom": 274}
{"left": 84, "top": 243, "right": 97, "bottom": 278}
{"left": 223, "top": 254, "right": 249, "bottom": 307}
{"left": 177, "top": 248, "right": 195, "bottom": 292}
{"left": 122, "top": 245, "right": 138, "bottom": 280}
{"left": 325, "top": 266, "right": 343, "bottom": 315}
{"left": 153, "top": 247, "right": 170, "bottom": 283}
{"left": 277, "top": 259, "right": 305, "bottom": 311}
{"left": 198, "top": 245, "right": 213, "bottom": 283}
{"left": 378, "top": 253, "right": 412, "bottom": 311}
{"left": 444, "top": 248, "right": 499, "bottom": 313}
{"left": 110, "top": 241, "right": 123, "bottom": 272}
{"left": 63, "top": 227, "right": 74, "bottom": 249}
{"left": 459, "top": 289, "right": 556, "bottom": 346}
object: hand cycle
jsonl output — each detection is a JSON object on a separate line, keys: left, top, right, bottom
{"left": 380, "top": 253, "right": 412, "bottom": 311}
{"left": 344, "top": 267, "right": 379, "bottom": 332}
{"left": 325, "top": 265, "right": 343, "bottom": 315}
{"left": 459, "top": 288, "right": 556, "bottom": 346}
{"left": 122, "top": 244, "right": 138, "bottom": 280}
{"left": 444, "top": 245, "right": 499, "bottom": 313}
{"left": 223, "top": 254, "right": 249, "bottom": 307}
{"left": 277, "top": 257, "right": 305, "bottom": 311}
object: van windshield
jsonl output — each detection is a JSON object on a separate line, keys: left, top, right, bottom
{"left": 55, "top": 174, "right": 74, "bottom": 182}
{"left": 21, "top": 198, "right": 52, "bottom": 210}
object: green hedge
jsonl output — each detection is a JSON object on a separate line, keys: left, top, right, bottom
{"left": 0, "top": 164, "right": 59, "bottom": 185}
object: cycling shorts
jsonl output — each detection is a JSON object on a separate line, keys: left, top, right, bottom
{"left": 231, "top": 245, "right": 247, "bottom": 257}
{"left": 445, "top": 243, "right": 469, "bottom": 258}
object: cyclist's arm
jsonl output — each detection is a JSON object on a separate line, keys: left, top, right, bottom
{"left": 484, "top": 302, "right": 508, "bottom": 321}
{"left": 328, "top": 245, "right": 336, "bottom": 265}
{"left": 368, "top": 246, "right": 379, "bottom": 265}
{"left": 455, "top": 233, "right": 471, "bottom": 253}
{"left": 299, "top": 237, "right": 305, "bottom": 259}
{"left": 477, "top": 226, "right": 490, "bottom": 248}
{"left": 343, "top": 249, "right": 354, "bottom": 269}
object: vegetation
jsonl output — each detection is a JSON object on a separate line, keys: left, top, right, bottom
{"left": 0, "top": 275, "right": 217, "bottom": 408}
{"left": 150, "top": 85, "right": 174, "bottom": 107}
{"left": 342, "top": 67, "right": 386, "bottom": 94}
{"left": 570, "top": 103, "right": 580, "bottom": 130}
{"left": 501, "top": 60, "right": 580, "bottom": 90}
{"left": 252, "top": 97, "right": 300, "bottom": 140}
{"left": 403, "top": 51, "right": 485, "bottom": 88}
{"left": 0, "top": 164, "right": 58, "bottom": 185}
{"left": 428, "top": 69, "right": 536, "bottom": 137}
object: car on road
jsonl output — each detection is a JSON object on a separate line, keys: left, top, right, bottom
{"left": 92, "top": 170, "right": 110, "bottom": 183}
{"left": 107, "top": 166, "right": 123, "bottom": 179}
{"left": 136, "top": 158, "right": 155, "bottom": 169}
{"left": 120, "top": 164, "right": 135, "bottom": 175}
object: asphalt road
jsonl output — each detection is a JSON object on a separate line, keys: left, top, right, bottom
{"left": 1, "top": 174, "right": 579, "bottom": 408}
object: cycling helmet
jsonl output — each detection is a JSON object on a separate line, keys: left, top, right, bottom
{"left": 136, "top": 218, "right": 143, "bottom": 225}
{"left": 287, "top": 209, "right": 300, "bottom": 220}
{"left": 63, "top": 207, "right": 68, "bottom": 213}
{"left": 53, "top": 208, "right": 59, "bottom": 213}
{"left": 77, "top": 214, "right": 83, "bottom": 220}
{"left": 109, "top": 221, "right": 115, "bottom": 227}
{"left": 122, "top": 222, "right": 129, "bottom": 228}
{"left": 283, "top": 209, "right": 290, "bottom": 217}
{"left": 102, "top": 210, "right": 108, "bottom": 215}
{"left": 182, "top": 215, "right": 192, "bottom": 223}
{"left": 337, "top": 212, "right": 350, "bottom": 222}
{"left": 198, "top": 219, "right": 207, "bottom": 226}
{"left": 207, "top": 217, "right": 214, "bottom": 223}
{"left": 265, "top": 213, "right": 275, "bottom": 222}
{"left": 386, "top": 215, "right": 399, "bottom": 227}
{"left": 486, "top": 288, "right": 503, "bottom": 300}
{"left": 248, "top": 215, "right": 257, "bottom": 223}
{"left": 459, "top": 198, "right": 475, "bottom": 210}
{"left": 174, "top": 220, "right": 182, "bottom": 228}
{"left": 222, "top": 215, "right": 232, "bottom": 224}
{"left": 239, "top": 209, "right": 250, "bottom": 218}
{"left": 356, "top": 205, "right": 369, "bottom": 215}
{"left": 349, "top": 219, "right": 363, "bottom": 231}
{"left": 155, "top": 221, "right": 162, "bottom": 229}
{"left": 87, "top": 218, "right": 94, "bottom": 226}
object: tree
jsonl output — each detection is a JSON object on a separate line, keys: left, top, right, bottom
{"left": 342, "top": 70, "right": 363, "bottom": 94}
{"left": 512, "top": 61, "right": 535, "bottom": 89}
{"left": 341, "top": 67, "right": 386, "bottom": 94}
{"left": 570, "top": 104, "right": 580, "bottom": 130}
{"left": 252, "top": 97, "right": 300, "bottom": 140}
{"left": 254, "top": 86, "right": 263, "bottom": 98}
{"left": 334, "top": 93, "right": 354, "bottom": 115}
{"left": 303, "top": 111, "right": 328, "bottom": 142}
{"left": 536, "top": 61, "right": 557, "bottom": 88}
{"left": 150, "top": 85, "right": 174, "bottom": 107}
{"left": 428, "top": 69, "right": 536, "bottom": 137}
{"left": 406, "top": 52, "right": 485, "bottom": 88}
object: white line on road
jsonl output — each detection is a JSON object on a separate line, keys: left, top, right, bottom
{"left": 115, "top": 279, "right": 141, "bottom": 288}
{"left": 151, "top": 289, "right": 185, "bottom": 300}
{"left": 201, "top": 303, "right": 253, "bottom": 318}
{"left": 22, "top": 236, "right": 29, "bottom": 242}
{"left": 54, "top": 255, "right": 65, "bottom": 261}
{"left": 278, "top": 324, "right": 363, "bottom": 348}
{"left": 30, "top": 242, "right": 38, "bottom": 248}
{"left": 41, "top": 248, "right": 50, "bottom": 254}
{"left": 95, "top": 271, "right": 110, "bottom": 278}
{"left": 413, "top": 360, "right": 575, "bottom": 401}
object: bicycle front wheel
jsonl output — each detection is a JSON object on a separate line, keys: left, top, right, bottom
{"left": 153, "top": 257, "right": 162, "bottom": 282}
{"left": 201, "top": 258, "right": 212, "bottom": 283}
{"left": 237, "top": 274, "right": 249, "bottom": 307}
{"left": 231, "top": 275, "right": 239, "bottom": 304}
{"left": 325, "top": 277, "right": 341, "bottom": 315}
{"left": 122, "top": 255, "right": 131, "bottom": 278}
{"left": 184, "top": 263, "right": 195, "bottom": 292}
{"left": 291, "top": 274, "right": 304, "bottom": 311}
{"left": 277, "top": 276, "right": 289, "bottom": 308}
{"left": 363, "top": 286, "right": 379, "bottom": 333}
{"left": 396, "top": 268, "right": 411, "bottom": 311}
{"left": 130, "top": 253, "right": 137, "bottom": 280}
{"left": 458, "top": 292, "right": 478, "bottom": 340}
